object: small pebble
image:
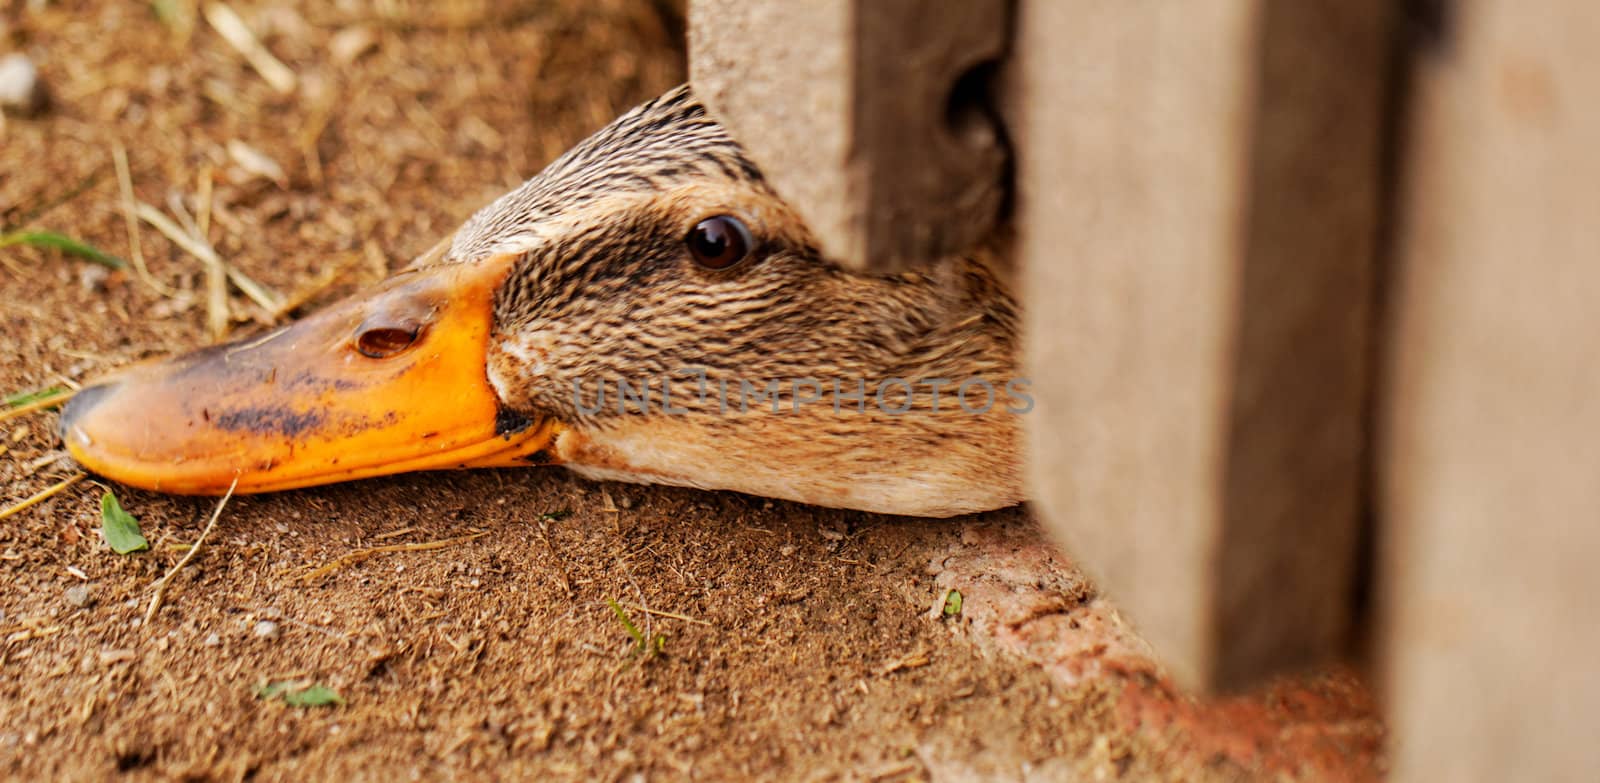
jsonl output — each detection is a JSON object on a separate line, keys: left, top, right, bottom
{"left": 203, "top": 632, "right": 221, "bottom": 647}
{"left": 226, "top": 139, "right": 287, "bottom": 187}
{"left": 779, "top": 544, "right": 798, "bottom": 557}
{"left": 617, "top": 494, "right": 634, "bottom": 510}
{"left": 329, "top": 26, "right": 378, "bottom": 65}
{"left": 65, "top": 584, "right": 92, "bottom": 608}
{"left": 253, "top": 620, "right": 280, "bottom": 639}
{"left": 99, "top": 648, "right": 135, "bottom": 666}
{"left": 0, "top": 53, "right": 47, "bottom": 116}
{"left": 78, "top": 264, "right": 110, "bottom": 294}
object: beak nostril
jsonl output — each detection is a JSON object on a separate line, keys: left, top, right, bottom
{"left": 355, "top": 325, "right": 421, "bottom": 358}
{"left": 58, "top": 382, "right": 118, "bottom": 438}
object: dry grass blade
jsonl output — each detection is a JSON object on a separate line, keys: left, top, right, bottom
{"left": 298, "top": 85, "right": 338, "bottom": 187}
{"left": 203, "top": 2, "right": 297, "bottom": 94}
{"left": 0, "top": 473, "right": 85, "bottom": 522}
{"left": 250, "top": 608, "right": 352, "bottom": 643}
{"left": 299, "top": 531, "right": 490, "bottom": 582}
{"left": 876, "top": 648, "right": 933, "bottom": 677}
{"left": 866, "top": 762, "right": 924, "bottom": 783}
{"left": 203, "top": 245, "right": 228, "bottom": 338}
{"left": 0, "top": 388, "right": 77, "bottom": 424}
{"left": 5, "top": 625, "right": 65, "bottom": 643}
{"left": 225, "top": 140, "right": 288, "bottom": 188}
{"left": 163, "top": 195, "right": 227, "bottom": 338}
{"left": 145, "top": 478, "right": 238, "bottom": 625}
{"left": 134, "top": 201, "right": 284, "bottom": 317}
{"left": 195, "top": 164, "right": 214, "bottom": 239}
{"left": 111, "top": 143, "right": 176, "bottom": 296}
{"left": 221, "top": 265, "right": 284, "bottom": 315}
{"left": 270, "top": 254, "right": 359, "bottom": 320}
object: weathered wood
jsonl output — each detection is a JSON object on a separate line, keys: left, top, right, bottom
{"left": 1381, "top": 3, "right": 1600, "bottom": 779}
{"left": 1014, "top": 0, "right": 1389, "bottom": 690}
{"left": 688, "top": 0, "right": 1009, "bottom": 272}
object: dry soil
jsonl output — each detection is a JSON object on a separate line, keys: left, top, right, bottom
{"left": 0, "top": 2, "right": 1385, "bottom": 780}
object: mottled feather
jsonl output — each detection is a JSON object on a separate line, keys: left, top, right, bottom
{"left": 445, "top": 85, "right": 1023, "bottom": 516}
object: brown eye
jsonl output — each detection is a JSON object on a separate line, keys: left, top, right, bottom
{"left": 355, "top": 325, "right": 419, "bottom": 358}
{"left": 686, "top": 215, "right": 753, "bottom": 270}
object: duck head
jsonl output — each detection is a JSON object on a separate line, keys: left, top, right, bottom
{"left": 60, "top": 86, "right": 1023, "bottom": 517}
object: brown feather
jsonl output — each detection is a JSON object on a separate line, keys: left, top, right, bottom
{"left": 444, "top": 85, "right": 1022, "bottom": 517}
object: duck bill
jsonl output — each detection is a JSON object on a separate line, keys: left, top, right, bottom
{"left": 60, "top": 254, "right": 561, "bottom": 495}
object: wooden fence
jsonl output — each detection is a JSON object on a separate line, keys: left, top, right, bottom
{"left": 690, "top": 1, "right": 1599, "bottom": 778}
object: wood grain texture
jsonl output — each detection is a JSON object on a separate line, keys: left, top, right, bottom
{"left": 1380, "top": 2, "right": 1600, "bottom": 779}
{"left": 1015, "top": 0, "right": 1388, "bottom": 690}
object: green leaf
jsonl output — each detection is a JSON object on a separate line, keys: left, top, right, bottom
{"left": 5, "top": 386, "right": 66, "bottom": 408}
{"left": 538, "top": 510, "right": 573, "bottom": 522}
{"left": 150, "top": 0, "right": 183, "bottom": 26}
{"left": 0, "top": 230, "right": 126, "bottom": 269}
{"left": 942, "top": 589, "right": 963, "bottom": 617}
{"left": 100, "top": 492, "right": 149, "bottom": 554}
{"left": 283, "top": 684, "right": 344, "bottom": 707}
{"left": 607, "top": 597, "right": 646, "bottom": 650}
{"left": 258, "top": 681, "right": 344, "bottom": 707}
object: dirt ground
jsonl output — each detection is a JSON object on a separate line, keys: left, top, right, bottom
{"left": 0, "top": 2, "right": 1387, "bottom": 780}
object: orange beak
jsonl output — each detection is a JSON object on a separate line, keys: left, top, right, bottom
{"left": 59, "top": 254, "right": 561, "bottom": 495}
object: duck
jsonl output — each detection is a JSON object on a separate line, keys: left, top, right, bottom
{"left": 58, "top": 85, "right": 1025, "bottom": 518}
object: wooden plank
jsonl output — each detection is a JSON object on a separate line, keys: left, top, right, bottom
{"left": 1381, "top": 2, "right": 1600, "bottom": 779}
{"left": 1014, "top": 0, "right": 1389, "bottom": 690}
{"left": 688, "top": 0, "right": 1009, "bottom": 272}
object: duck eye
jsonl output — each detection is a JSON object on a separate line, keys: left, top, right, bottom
{"left": 355, "top": 325, "right": 420, "bottom": 358}
{"left": 686, "top": 215, "right": 753, "bottom": 270}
